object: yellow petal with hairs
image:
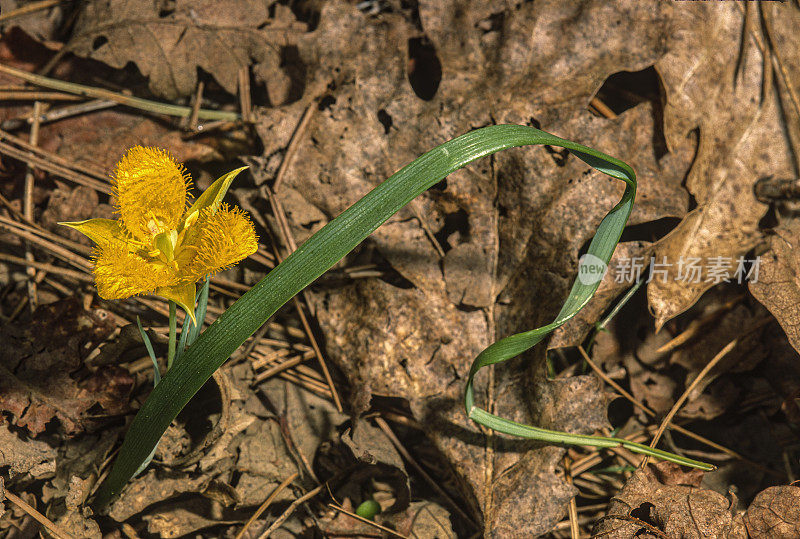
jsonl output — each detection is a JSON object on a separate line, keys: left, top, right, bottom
{"left": 185, "top": 204, "right": 258, "bottom": 280}
{"left": 93, "top": 241, "right": 180, "bottom": 300}
{"left": 113, "top": 146, "right": 192, "bottom": 242}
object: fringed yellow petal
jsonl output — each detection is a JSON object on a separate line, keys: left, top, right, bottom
{"left": 184, "top": 204, "right": 258, "bottom": 280}
{"left": 156, "top": 282, "right": 197, "bottom": 325}
{"left": 113, "top": 146, "right": 192, "bottom": 242}
{"left": 93, "top": 242, "right": 180, "bottom": 300}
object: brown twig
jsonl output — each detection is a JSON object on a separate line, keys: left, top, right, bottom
{"left": 258, "top": 484, "right": 325, "bottom": 538}
{"left": 0, "top": 252, "right": 92, "bottom": 282}
{"left": 564, "top": 458, "right": 581, "bottom": 539}
{"left": 589, "top": 96, "right": 617, "bottom": 119}
{"left": 250, "top": 347, "right": 292, "bottom": 368}
{"left": 238, "top": 67, "right": 253, "bottom": 123}
{"left": 0, "top": 63, "right": 240, "bottom": 121}
{"left": 255, "top": 350, "right": 316, "bottom": 381}
{"left": 0, "top": 137, "right": 110, "bottom": 193}
{"left": 645, "top": 318, "right": 772, "bottom": 467}
{"left": 234, "top": 472, "right": 299, "bottom": 539}
{"left": 655, "top": 296, "right": 742, "bottom": 354}
{"left": 326, "top": 503, "right": 409, "bottom": 538}
{"left": 279, "top": 370, "right": 332, "bottom": 400}
{"left": 4, "top": 489, "right": 74, "bottom": 539}
{"left": 0, "top": 214, "right": 91, "bottom": 255}
{"left": 0, "top": 127, "right": 108, "bottom": 180}
{"left": 647, "top": 340, "right": 738, "bottom": 457}
{"left": 293, "top": 295, "right": 342, "bottom": 410}
{"left": 0, "top": 0, "right": 64, "bottom": 23}
{"left": 285, "top": 366, "right": 330, "bottom": 393}
{"left": 272, "top": 102, "right": 315, "bottom": 191}
{"left": 185, "top": 80, "right": 205, "bottom": 131}
{"left": 23, "top": 101, "right": 43, "bottom": 311}
{"left": 409, "top": 201, "right": 447, "bottom": 258}
{"left": 252, "top": 100, "right": 343, "bottom": 410}
{"left": 0, "top": 218, "right": 91, "bottom": 271}
{"left": 33, "top": 99, "right": 117, "bottom": 125}
{"left": 0, "top": 90, "right": 83, "bottom": 101}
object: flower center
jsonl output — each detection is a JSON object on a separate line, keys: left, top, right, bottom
{"left": 153, "top": 229, "right": 179, "bottom": 263}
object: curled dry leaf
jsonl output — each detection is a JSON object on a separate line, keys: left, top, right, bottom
{"left": 750, "top": 221, "right": 800, "bottom": 355}
{"left": 647, "top": 2, "right": 799, "bottom": 328}
{"left": 107, "top": 470, "right": 211, "bottom": 522}
{"left": 0, "top": 298, "right": 129, "bottom": 436}
{"left": 44, "top": 429, "right": 120, "bottom": 505}
{"left": 592, "top": 462, "right": 747, "bottom": 539}
{"left": 106, "top": 364, "right": 301, "bottom": 518}
{"left": 51, "top": 508, "right": 101, "bottom": 539}
{"left": 69, "top": 0, "right": 306, "bottom": 99}
{"left": 0, "top": 0, "right": 67, "bottom": 41}
{"left": 143, "top": 499, "right": 234, "bottom": 538}
{"left": 0, "top": 423, "right": 56, "bottom": 479}
{"left": 745, "top": 485, "right": 800, "bottom": 538}
{"left": 395, "top": 501, "right": 456, "bottom": 538}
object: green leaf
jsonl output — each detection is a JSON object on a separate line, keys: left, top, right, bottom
{"left": 135, "top": 316, "right": 159, "bottom": 387}
{"left": 187, "top": 276, "right": 210, "bottom": 346}
{"left": 134, "top": 316, "right": 159, "bottom": 478}
{"left": 91, "top": 125, "right": 708, "bottom": 509}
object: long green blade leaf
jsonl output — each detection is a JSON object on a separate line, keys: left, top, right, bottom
{"left": 93, "top": 125, "right": 647, "bottom": 507}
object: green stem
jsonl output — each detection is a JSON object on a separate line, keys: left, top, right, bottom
{"left": 167, "top": 301, "right": 177, "bottom": 370}
{"left": 584, "top": 277, "right": 645, "bottom": 355}
{"left": 468, "top": 406, "right": 714, "bottom": 470}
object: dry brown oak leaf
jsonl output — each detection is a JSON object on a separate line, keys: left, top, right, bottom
{"left": 647, "top": 2, "right": 799, "bottom": 329}
{"left": 750, "top": 220, "right": 800, "bottom": 357}
{"left": 250, "top": 0, "right": 698, "bottom": 536}
{"left": 593, "top": 462, "right": 747, "bottom": 539}
{"left": 68, "top": 0, "right": 306, "bottom": 100}
{"left": 745, "top": 484, "right": 800, "bottom": 538}
{"left": 0, "top": 298, "right": 131, "bottom": 436}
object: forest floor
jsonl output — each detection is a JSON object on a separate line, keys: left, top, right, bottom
{"left": 1, "top": 1, "right": 800, "bottom": 538}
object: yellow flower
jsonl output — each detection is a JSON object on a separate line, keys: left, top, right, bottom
{"left": 61, "top": 146, "right": 258, "bottom": 322}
